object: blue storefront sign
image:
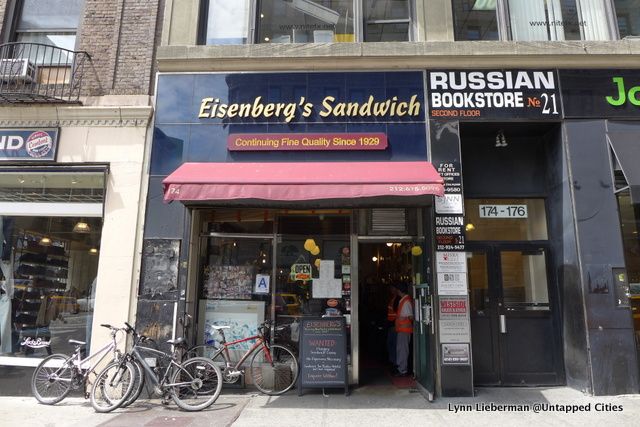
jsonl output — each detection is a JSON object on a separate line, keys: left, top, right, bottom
{"left": 0, "top": 128, "right": 59, "bottom": 161}
{"left": 152, "top": 72, "right": 428, "bottom": 175}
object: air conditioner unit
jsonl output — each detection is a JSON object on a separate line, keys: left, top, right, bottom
{"left": 0, "top": 58, "right": 36, "bottom": 83}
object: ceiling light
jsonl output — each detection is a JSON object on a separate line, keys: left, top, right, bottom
{"left": 372, "top": 256, "right": 378, "bottom": 262}
{"left": 89, "top": 247, "right": 99, "bottom": 255}
{"left": 465, "top": 223, "right": 475, "bottom": 232}
{"left": 39, "top": 236, "right": 52, "bottom": 246}
{"left": 386, "top": 242, "right": 393, "bottom": 247}
{"left": 73, "top": 220, "right": 91, "bottom": 233}
{"left": 495, "top": 129, "right": 507, "bottom": 148}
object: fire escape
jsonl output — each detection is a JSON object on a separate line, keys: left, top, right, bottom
{"left": 0, "top": 42, "right": 91, "bottom": 104}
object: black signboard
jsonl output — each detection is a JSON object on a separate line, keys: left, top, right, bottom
{"left": 0, "top": 128, "right": 59, "bottom": 161}
{"left": 298, "top": 317, "right": 348, "bottom": 396}
{"left": 427, "top": 70, "right": 561, "bottom": 120}
{"left": 560, "top": 69, "right": 640, "bottom": 118}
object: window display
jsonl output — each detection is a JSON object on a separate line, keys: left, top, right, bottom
{"left": 0, "top": 216, "right": 101, "bottom": 358}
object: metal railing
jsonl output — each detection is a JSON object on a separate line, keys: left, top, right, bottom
{"left": 0, "top": 42, "right": 91, "bottom": 104}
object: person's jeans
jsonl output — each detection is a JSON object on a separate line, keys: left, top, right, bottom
{"left": 387, "top": 326, "right": 397, "bottom": 366}
{"left": 396, "top": 331, "right": 411, "bottom": 374}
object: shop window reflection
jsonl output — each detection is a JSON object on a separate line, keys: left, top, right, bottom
{"left": 1, "top": 216, "right": 102, "bottom": 358}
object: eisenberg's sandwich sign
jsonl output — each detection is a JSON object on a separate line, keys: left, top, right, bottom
{"left": 427, "top": 70, "right": 561, "bottom": 120}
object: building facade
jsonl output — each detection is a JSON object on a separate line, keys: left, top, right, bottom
{"left": 148, "top": 0, "right": 640, "bottom": 399}
{"left": 0, "top": 0, "right": 160, "bottom": 395}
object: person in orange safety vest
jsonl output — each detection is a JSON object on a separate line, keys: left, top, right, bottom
{"left": 386, "top": 284, "right": 399, "bottom": 367}
{"left": 394, "top": 282, "right": 414, "bottom": 377}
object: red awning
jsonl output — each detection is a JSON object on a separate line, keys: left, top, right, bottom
{"left": 162, "top": 162, "right": 444, "bottom": 202}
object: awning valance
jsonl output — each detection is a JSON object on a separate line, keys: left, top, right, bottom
{"left": 162, "top": 162, "right": 444, "bottom": 203}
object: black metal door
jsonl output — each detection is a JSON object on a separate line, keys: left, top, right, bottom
{"left": 468, "top": 243, "right": 564, "bottom": 386}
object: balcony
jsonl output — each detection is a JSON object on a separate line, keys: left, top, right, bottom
{"left": 0, "top": 42, "right": 91, "bottom": 104}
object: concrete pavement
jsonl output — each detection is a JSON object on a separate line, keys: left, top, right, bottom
{"left": 1, "top": 386, "right": 639, "bottom": 427}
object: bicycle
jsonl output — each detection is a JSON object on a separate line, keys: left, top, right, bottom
{"left": 31, "top": 323, "right": 135, "bottom": 406}
{"left": 94, "top": 321, "right": 223, "bottom": 412}
{"left": 188, "top": 320, "right": 299, "bottom": 395}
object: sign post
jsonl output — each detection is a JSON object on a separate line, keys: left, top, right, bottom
{"left": 297, "top": 317, "right": 349, "bottom": 396}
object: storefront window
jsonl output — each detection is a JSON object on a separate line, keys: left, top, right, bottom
{"left": 616, "top": 190, "right": 640, "bottom": 331}
{"left": 453, "top": 0, "right": 612, "bottom": 41}
{"left": 465, "top": 199, "right": 548, "bottom": 241}
{"left": 0, "top": 216, "right": 102, "bottom": 358}
{"left": 0, "top": 171, "right": 104, "bottom": 360}
{"left": 364, "top": 0, "right": 410, "bottom": 42}
{"left": 257, "top": 0, "right": 355, "bottom": 43}
{"left": 201, "top": 0, "right": 251, "bottom": 45}
{"left": 614, "top": 0, "right": 640, "bottom": 37}
{"left": 195, "top": 209, "right": 351, "bottom": 359}
{"left": 276, "top": 213, "right": 351, "bottom": 352}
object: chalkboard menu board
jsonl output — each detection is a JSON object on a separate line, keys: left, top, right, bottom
{"left": 298, "top": 317, "right": 349, "bottom": 396}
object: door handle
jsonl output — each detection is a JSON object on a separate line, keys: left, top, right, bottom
{"left": 499, "top": 314, "right": 507, "bottom": 334}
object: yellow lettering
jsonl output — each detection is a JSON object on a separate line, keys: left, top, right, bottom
{"left": 227, "top": 103, "right": 239, "bottom": 118}
{"left": 319, "top": 96, "right": 335, "bottom": 117}
{"left": 199, "top": 98, "right": 213, "bottom": 118}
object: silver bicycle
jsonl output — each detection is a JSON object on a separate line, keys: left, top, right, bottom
{"left": 30, "top": 324, "right": 135, "bottom": 405}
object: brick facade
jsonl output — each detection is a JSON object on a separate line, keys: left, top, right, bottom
{"left": 0, "top": 0, "right": 161, "bottom": 96}
{"left": 76, "top": 0, "right": 161, "bottom": 96}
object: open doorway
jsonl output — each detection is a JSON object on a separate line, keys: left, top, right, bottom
{"left": 358, "top": 242, "right": 417, "bottom": 387}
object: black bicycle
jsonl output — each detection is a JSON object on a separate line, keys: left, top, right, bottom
{"left": 92, "top": 322, "right": 223, "bottom": 412}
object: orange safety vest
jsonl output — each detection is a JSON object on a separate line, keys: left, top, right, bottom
{"left": 387, "top": 295, "right": 398, "bottom": 322}
{"left": 395, "top": 295, "right": 414, "bottom": 333}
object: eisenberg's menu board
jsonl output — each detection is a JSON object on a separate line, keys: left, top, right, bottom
{"left": 298, "top": 317, "right": 348, "bottom": 395}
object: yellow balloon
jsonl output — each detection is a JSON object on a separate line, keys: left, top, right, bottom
{"left": 304, "top": 239, "right": 316, "bottom": 252}
{"left": 314, "top": 258, "right": 321, "bottom": 268}
{"left": 311, "top": 246, "right": 320, "bottom": 256}
{"left": 411, "top": 246, "right": 423, "bottom": 256}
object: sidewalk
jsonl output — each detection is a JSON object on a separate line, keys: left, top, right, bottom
{"left": 2, "top": 386, "right": 639, "bottom": 427}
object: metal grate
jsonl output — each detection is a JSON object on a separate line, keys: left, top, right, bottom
{"left": 0, "top": 187, "right": 103, "bottom": 203}
{"left": 0, "top": 42, "right": 91, "bottom": 104}
{"left": 369, "top": 208, "right": 407, "bottom": 234}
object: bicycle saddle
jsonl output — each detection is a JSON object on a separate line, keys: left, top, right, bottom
{"left": 166, "top": 337, "right": 185, "bottom": 345}
{"left": 209, "top": 325, "right": 230, "bottom": 330}
{"left": 68, "top": 339, "right": 86, "bottom": 346}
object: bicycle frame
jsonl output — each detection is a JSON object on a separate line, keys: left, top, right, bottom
{"left": 131, "top": 344, "right": 200, "bottom": 390}
{"left": 217, "top": 334, "right": 274, "bottom": 370}
{"left": 48, "top": 331, "right": 124, "bottom": 385}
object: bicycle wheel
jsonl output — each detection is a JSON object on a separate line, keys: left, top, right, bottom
{"left": 121, "top": 359, "right": 145, "bottom": 408}
{"left": 90, "top": 360, "right": 136, "bottom": 413}
{"left": 169, "top": 357, "right": 222, "bottom": 411}
{"left": 248, "top": 344, "right": 298, "bottom": 395}
{"left": 31, "top": 354, "right": 74, "bottom": 405}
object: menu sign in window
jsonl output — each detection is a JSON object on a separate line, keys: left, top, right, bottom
{"left": 298, "top": 317, "right": 348, "bottom": 395}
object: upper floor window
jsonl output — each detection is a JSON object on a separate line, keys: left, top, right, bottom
{"left": 614, "top": 0, "right": 640, "bottom": 37}
{"left": 201, "top": 0, "right": 251, "bottom": 45}
{"left": 201, "top": 0, "right": 412, "bottom": 45}
{"left": 453, "top": 0, "right": 613, "bottom": 41}
{"left": 13, "top": 0, "right": 84, "bottom": 63}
